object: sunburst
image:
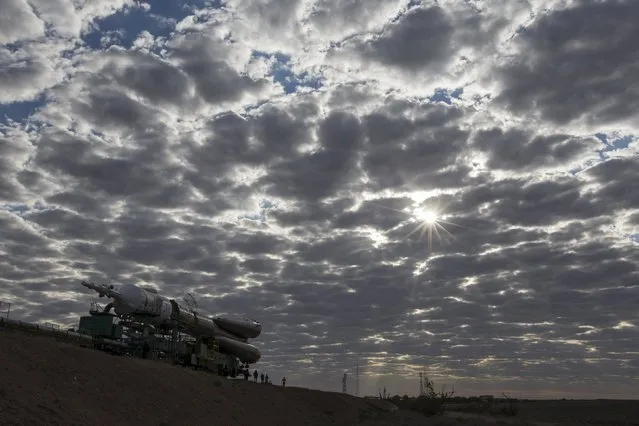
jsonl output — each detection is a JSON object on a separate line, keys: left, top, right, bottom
{"left": 405, "top": 205, "right": 459, "bottom": 251}
{"left": 365, "top": 197, "right": 463, "bottom": 252}
{"left": 413, "top": 207, "right": 439, "bottom": 225}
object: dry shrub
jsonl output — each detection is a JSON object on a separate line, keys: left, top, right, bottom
{"left": 488, "top": 394, "right": 519, "bottom": 417}
{"left": 411, "top": 395, "right": 447, "bottom": 416}
{"left": 411, "top": 377, "right": 455, "bottom": 417}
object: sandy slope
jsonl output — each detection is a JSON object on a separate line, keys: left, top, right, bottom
{"left": 0, "top": 329, "right": 423, "bottom": 426}
{"left": 0, "top": 328, "right": 576, "bottom": 425}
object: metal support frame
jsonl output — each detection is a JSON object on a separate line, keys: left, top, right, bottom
{"left": 0, "top": 301, "right": 10, "bottom": 319}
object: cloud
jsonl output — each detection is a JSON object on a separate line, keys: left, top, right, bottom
{"left": 29, "top": 0, "right": 135, "bottom": 39}
{"left": 0, "top": 0, "right": 142, "bottom": 104}
{"left": 361, "top": 105, "right": 472, "bottom": 192}
{"left": 457, "top": 177, "right": 607, "bottom": 227}
{"left": 0, "top": 124, "right": 36, "bottom": 203}
{"left": 307, "top": 0, "right": 406, "bottom": 39}
{"left": 167, "top": 32, "right": 272, "bottom": 106}
{"left": 259, "top": 110, "right": 364, "bottom": 201}
{"left": 1, "top": 0, "right": 638, "bottom": 399}
{"left": 472, "top": 128, "right": 600, "bottom": 172}
{"left": 493, "top": 0, "right": 639, "bottom": 130}
{"left": 355, "top": 6, "right": 456, "bottom": 73}
{"left": 320, "top": 1, "right": 514, "bottom": 96}
{"left": 0, "top": 0, "right": 45, "bottom": 44}
{"left": 0, "top": 42, "right": 65, "bottom": 104}
{"left": 585, "top": 157, "right": 639, "bottom": 207}
{"left": 99, "top": 48, "right": 193, "bottom": 107}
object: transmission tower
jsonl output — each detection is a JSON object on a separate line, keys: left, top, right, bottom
{"left": 0, "top": 301, "right": 10, "bottom": 319}
{"left": 342, "top": 373, "right": 347, "bottom": 393}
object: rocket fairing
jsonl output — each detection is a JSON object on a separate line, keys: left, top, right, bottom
{"left": 80, "top": 280, "right": 262, "bottom": 363}
{"left": 81, "top": 281, "right": 173, "bottom": 321}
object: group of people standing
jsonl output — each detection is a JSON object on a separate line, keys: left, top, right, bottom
{"left": 245, "top": 369, "right": 286, "bottom": 387}
{"left": 222, "top": 364, "right": 287, "bottom": 387}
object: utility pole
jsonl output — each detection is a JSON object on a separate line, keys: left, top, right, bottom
{"left": 355, "top": 360, "right": 360, "bottom": 396}
{"left": 342, "top": 373, "right": 347, "bottom": 393}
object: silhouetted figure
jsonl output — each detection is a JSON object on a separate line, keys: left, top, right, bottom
{"left": 265, "top": 374, "right": 269, "bottom": 384}
{"left": 282, "top": 377, "right": 286, "bottom": 387}
{"left": 253, "top": 369, "right": 258, "bottom": 382}
{"left": 260, "top": 373, "right": 264, "bottom": 384}
{"left": 223, "top": 365, "right": 229, "bottom": 377}
{"left": 142, "top": 341, "right": 150, "bottom": 359}
{"left": 244, "top": 369, "right": 250, "bottom": 380}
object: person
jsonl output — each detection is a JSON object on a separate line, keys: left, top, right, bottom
{"left": 265, "top": 374, "right": 269, "bottom": 384}
{"left": 142, "top": 341, "right": 150, "bottom": 359}
{"left": 282, "top": 377, "right": 286, "bottom": 387}
{"left": 260, "top": 373, "right": 264, "bottom": 384}
{"left": 253, "top": 369, "right": 258, "bottom": 382}
{"left": 244, "top": 369, "right": 250, "bottom": 380}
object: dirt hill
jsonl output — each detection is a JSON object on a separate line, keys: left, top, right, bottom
{"left": 1, "top": 328, "right": 429, "bottom": 426}
{"left": 7, "top": 327, "right": 635, "bottom": 426}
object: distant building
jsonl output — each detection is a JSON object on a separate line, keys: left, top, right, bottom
{"left": 479, "top": 395, "right": 494, "bottom": 401}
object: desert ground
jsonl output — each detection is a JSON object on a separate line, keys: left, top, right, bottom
{"left": 1, "top": 327, "right": 637, "bottom": 426}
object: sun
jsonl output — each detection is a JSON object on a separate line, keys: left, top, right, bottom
{"left": 406, "top": 205, "right": 460, "bottom": 252}
{"left": 366, "top": 197, "right": 461, "bottom": 253}
{"left": 413, "top": 208, "right": 439, "bottom": 224}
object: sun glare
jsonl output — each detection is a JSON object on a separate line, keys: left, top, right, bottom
{"left": 366, "top": 195, "right": 462, "bottom": 253}
{"left": 403, "top": 204, "right": 462, "bottom": 252}
{"left": 413, "top": 208, "right": 438, "bottom": 224}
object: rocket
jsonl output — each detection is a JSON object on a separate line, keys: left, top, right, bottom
{"left": 81, "top": 281, "right": 262, "bottom": 363}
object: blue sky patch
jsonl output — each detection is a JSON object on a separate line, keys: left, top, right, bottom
{"left": 252, "top": 51, "right": 324, "bottom": 94}
{"left": 429, "top": 87, "right": 463, "bottom": 105}
{"left": 595, "top": 133, "right": 636, "bottom": 160}
{"left": 3, "top": 204, "right": 31, "bottom": 215}
{"left": 570, "top": 132, "right": 636, "bottom": 175}
{"left": 595, "top": 133, "right": 634, "bottom": 150}
{"left": 82, "top": 0, "right": 222, "bottom": 50}
{"left": 239, "top": 199, "right": 278, "bottom": 223}
{"left": 0, "top": 96, "right": 46, "bottom": 124}
{"left": 1, "top": 1, "right": 230, "bottom": 124}
{"left": 83, "top": 5, "right": 173, "bottom": 49}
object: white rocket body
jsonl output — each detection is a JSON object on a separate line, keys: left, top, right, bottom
{"left": 110, "top": 284, "right": 173, "bottom": 320}
{"left": 81, "top": 281, "right": 262, "bottom": 363}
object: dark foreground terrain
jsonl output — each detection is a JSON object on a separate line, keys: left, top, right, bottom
{"left": 1, "top": 328, "right": 638, "bottom": 425}
{"left": 0, "top": 328, "right": 425, "bottom": 426}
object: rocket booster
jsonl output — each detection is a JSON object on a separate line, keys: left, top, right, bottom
{"left": 80, "top": 281, "right": 262, "bottom": 363}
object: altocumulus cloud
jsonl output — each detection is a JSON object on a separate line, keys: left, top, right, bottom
{"left": 1, "top": 0, "right": 638, "bottom": 399}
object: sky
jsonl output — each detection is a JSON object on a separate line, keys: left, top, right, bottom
{"left": 1, "top": 0, "right": 638, "bottom": 400}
